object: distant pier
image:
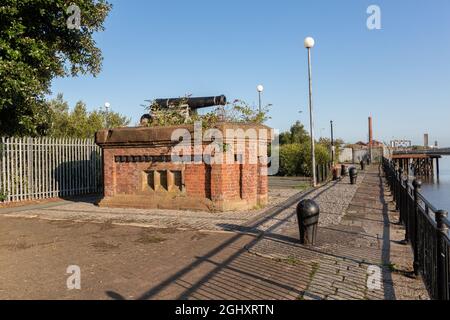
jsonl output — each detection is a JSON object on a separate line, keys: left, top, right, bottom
{"left": 392, "top": 148, "right": 450, "bottom": 177}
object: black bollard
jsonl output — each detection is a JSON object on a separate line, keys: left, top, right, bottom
{"left": 296, "top": 200, "right": 320, "bottom": 245}
{"left": 341, "top": 164, "right": 348, "bottom": 177}
{"left": 349, "top": 167, "right": 358, "bottom": 185}
{"left": 332, "top": 166, "right": 339, "bottom": 181}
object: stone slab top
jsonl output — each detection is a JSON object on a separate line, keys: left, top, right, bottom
{"left": 96, "top": 122, "right": 273, "bottom": 147}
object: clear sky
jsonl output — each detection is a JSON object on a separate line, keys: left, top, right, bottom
{"left": 50, "top": 0, "right": 450, "bottom": 146}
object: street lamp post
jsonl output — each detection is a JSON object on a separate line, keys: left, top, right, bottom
{"left": 257, "top": 85, "right": 264, "bottom": 113}
{"left": 104, "top": 102, "right": 110, "bottom": 128}
{"left": 304, "top": 36, "right": 316, "bottom": 187}
{"left": 330, "top": 120, "right": 335, "bottom": 164}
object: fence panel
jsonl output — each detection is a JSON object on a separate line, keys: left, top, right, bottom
{"left": 0, "top": 137, "right": 102, "bottom": 203}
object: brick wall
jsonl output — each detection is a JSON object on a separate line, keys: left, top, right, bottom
{"left": 96, "top": 124, "right": 271, "bottom": 212}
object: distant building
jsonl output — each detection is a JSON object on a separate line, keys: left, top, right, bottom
{"left": 347, "top": 140, "right": 383, "bottom": 149}
{"left": 371, "top": 140, "right": 384, "bottom": 147}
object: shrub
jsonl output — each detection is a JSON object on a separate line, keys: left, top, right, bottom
{"left": 145, "top": 98, "right": 270, "bottom": 128}
{"left": 279, "top": 144, "right": 302, "bottom": 176}
{"left": 279, "top": 142, "right": 330, "bottom": 176}
{"left": 0, "top": 189, "right": 7, "bottom": 202}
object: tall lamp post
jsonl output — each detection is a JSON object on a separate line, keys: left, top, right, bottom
{"left": 304, "top": 36, "right": 316, "bottom": 187}
{"left": 104, "top": 102, "right": 110, "bottom": 128}
{"left": 330, "top": 120, "right": 335, "bottom": 164}
{"left": 257, "top": 85, "right": 264, "bottom": 113}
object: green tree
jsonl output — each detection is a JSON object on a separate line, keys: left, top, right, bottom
{"left": 279, "top": 144, "right": 302, "bottom": 176}
{"left": 279, "top": 121, "right": 309, "bottom": 145}
{"left": 0, "top": 0, "right": 112, "bottom": 136}
{"left": 279, "top": 142, "right": 330, "bottom": 177}
{"left": 318, "top": 137, "right": 345, "bottom": 163}
{"left": 47, "top": 93, "right": 71, "bottom": 137}
{"left": 298, "top": 142, "right": 330, "bottom": 176}
{"left": 47, "top": 94, "right": 130, "bottom": 139}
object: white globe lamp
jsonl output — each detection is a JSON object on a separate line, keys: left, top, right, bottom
{"left": 304, "top": 37, "right": 315, "bottom": 49}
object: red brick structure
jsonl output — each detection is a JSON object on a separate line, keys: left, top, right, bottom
{"left": 95, "top": 123, "right": 272, "bottom": 212}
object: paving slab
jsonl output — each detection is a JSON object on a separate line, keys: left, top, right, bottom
{"left": 247, "top": 166, "right": 429, "bottom": 300}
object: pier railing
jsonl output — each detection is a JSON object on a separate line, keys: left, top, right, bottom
{"left": 383, "top": 157, "right": 450, "bottom": 300}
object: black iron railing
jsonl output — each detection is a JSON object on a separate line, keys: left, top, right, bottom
{"left": 383, "top": 157, "right": 450, "bottom": 300}
{"left": 316, "top": 162, "right": 333, "bottom": 184}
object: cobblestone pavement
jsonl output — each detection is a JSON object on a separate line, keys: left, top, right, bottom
{"left": 0, "top": 187, "right": 302, "bottom": 232}
{"left": 247, "top": 166, "right": 430, "bottom": 300}
{"left": 254, "top": 170, "right": 365, "bottom": 233}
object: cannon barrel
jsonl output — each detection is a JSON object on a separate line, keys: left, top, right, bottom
{"left": 154, "top": 95, "right": 227, "bottom": 110}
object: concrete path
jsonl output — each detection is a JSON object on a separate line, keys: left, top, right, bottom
{"left": 249, "top": 166, "right": 429, "bottom": 300}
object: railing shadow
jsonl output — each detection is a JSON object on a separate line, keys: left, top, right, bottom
{"left": 52, "top": 150, "right": 102, "bottom": 201}
{"left": 377, "top": 167, "right": 396, "bottom": 300}
{"left": 105, "top": 182, "right": 336, "bottom": 300}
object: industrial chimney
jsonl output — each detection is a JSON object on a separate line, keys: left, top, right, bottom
{"left": 368, "top": 117, "right": 373, "bottom": 147}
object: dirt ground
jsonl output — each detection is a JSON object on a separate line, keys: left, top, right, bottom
{"left": 0, "top": 177, "right": 312, "bottom": 300}
{"left": 0, "top": 216, "right": 313, "bottom": 300}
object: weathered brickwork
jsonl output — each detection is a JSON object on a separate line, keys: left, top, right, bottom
{"left": 96, "top": 124, "right": 272, "bottom": 212}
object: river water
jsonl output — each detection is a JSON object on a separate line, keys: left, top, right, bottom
{"left": 420, "top": 156, "right": 450, "bottom": 212}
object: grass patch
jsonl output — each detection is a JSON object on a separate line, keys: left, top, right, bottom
{"left": 91, "top": 241, "right": 120, "bottom": 251}
{"left": 383, "top": 263, "right": 397, "bottom": 272}
{"left": 99, "top": 220, "right": 115, "bottom": 231}
{"left": 285, "top": 256, "right": 301, "bottom": 266}
{"left": 0, "top": 241, "right": 34, "bottom": 251}
{"left": 294, "top": 182, "right": 311, "bottom": 191}
{"left": 298, "top": 262, "right": 320, "bottom": 300}
{"left": 190, "top": 232, "right": 208, "bottom": 241}
{"left": 135, "top": 232, "right": 166, "bottom": 244}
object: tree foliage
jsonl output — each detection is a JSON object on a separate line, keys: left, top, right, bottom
{"left": 318, "top": 137, "right": 345, "bottom": 162}
{"left": 46, "top": 94, "right": 129, "bottom": 139}
{"left": 279, "top": 121, "right": 309, "bottom": 145}
{"left": 145, "top": 98, "right": 271, "bottom": 128}
{"left": 277, "top": 120, "right": 346, "bottom": 176}
{"left": 279, "top": 142, "right": 330, "bottom": 177}
{"left": 0, "top": 0, "right": 112, "bottom": 136}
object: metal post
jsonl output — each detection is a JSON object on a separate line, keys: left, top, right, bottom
{"left": 397, "top": 168, "right": 403, "bottom": 211}
{"left": 330, "top": 120, "right": 334, "bottom": 164}
{"left": 435, "top": 210, "right": 448, "bottom": 300}
{"left": 436, "top": 157, "right": 440, "bottom": 180}
{"left": 399, "top": 172, "right": 405, "bottom": 222}
{"left": 403, "top": 176, "right": 410, "bottom": 243}
{"left": 258, "top": 91, "right": 262, "bottom": 114}
{"left": 307, "top": 47, "right": 316, "bottom": 187}
{"left": 394, "top": 166, "right": 399, "bottom": 209}
{"left": 412, "top": 179, "right": 422, "bottom": 276}
{"left": 105, "top": 105, "right": 109, "bottom": 129}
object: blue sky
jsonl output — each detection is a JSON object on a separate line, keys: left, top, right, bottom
{"left": 50, "top": 0, "right": 450, "bottom": 146}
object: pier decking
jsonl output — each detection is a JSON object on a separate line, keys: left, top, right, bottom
{"left": 391, "top": 146, "right": 450, "bottom": 177}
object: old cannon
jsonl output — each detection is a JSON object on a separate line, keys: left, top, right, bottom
{"left": 140, "top": 95, "right": 227, "bottom": 125}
